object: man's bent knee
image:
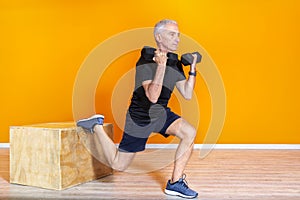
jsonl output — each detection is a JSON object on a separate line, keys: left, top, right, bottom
{"left": 189, "top": 126, "right": 197, "bottom": 140}
{"left": 179, "top": 120, "right": 197, "bottom": 141}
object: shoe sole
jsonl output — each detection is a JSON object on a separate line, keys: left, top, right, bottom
{"left": 164, "top": 189, "right": 198, "bottom": 199}
{"left": 76, "top": 114, "right": 104, "bottom": 124}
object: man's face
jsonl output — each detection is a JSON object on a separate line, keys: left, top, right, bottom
{"left": 156, "top": 23, "right": 180, "bottom": 52}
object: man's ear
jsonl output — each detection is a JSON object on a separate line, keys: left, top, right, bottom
{"left": 155, "top": 33, "right": 162, "bottom": 43}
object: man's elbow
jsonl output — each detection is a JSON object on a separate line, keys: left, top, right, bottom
{"left": 185, "top": 96, "right": 192, "bottom": 100}
{"left": 146, "top": 93, "right": 159, "bottom": 103}
{"left": 183, "top": 94, "right": 193, "bottom": 100}
{"left": 148, "top": 97, "right": 159, "bottom": 103}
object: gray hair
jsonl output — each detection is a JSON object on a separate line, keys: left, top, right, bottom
{"left": 154, "top": 19, "right": 178, "bottom": 36}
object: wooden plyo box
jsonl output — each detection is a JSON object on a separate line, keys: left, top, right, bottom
{"left": 10, "top": 122, "right": 113, "bottom": 190}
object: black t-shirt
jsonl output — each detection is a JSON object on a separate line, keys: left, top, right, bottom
{"left": 128, "top": 54, "right": 186, "bottom": 122}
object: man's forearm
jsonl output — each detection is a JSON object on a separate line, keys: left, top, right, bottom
{"left": 184, "top": 75, "right": 196, "bottom": 100}
{"left": 146, "top": 64, "right": 166, "bottom": 103}
{"left": 183, "top": 53, "right": 197, "bottom": 99}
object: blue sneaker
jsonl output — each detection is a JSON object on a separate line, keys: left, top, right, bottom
{"left": 76, "top": 114, "right": 104, "bottom": 133}
{"left": 164, "top": 174, "right": 198, "bottom": 199}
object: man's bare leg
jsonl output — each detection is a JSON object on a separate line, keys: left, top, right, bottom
{"left": 165, "top": 118, "right": 196, "bottom": 182}
{"left": 93, "top": 125, "right": 135, "bottom": 171}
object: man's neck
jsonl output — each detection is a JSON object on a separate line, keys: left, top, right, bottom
{"left": 157, "top": 45, "right": 173, "bottom": 53}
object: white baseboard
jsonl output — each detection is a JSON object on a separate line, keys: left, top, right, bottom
{"left": 1, "top": 143, "right": 300, "bottom": 149}
{"left": 145, "top": 144, "right": 300, "bottom": 150}
{"left": 0, "top": 143, "right": 9, "bottom": 148}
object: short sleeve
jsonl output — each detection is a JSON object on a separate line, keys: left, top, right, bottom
{"left": 136, "top": 64, "right": 154, "bottom": 82}
{"left": 176, "top": 62, "right": 186, "bottom": 82}
{"left": 134, "top": 59, "right": 157, "bottom": 90}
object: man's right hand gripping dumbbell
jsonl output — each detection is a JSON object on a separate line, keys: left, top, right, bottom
{"left": 181, "top": 52, "right": 202, "bottom": 66}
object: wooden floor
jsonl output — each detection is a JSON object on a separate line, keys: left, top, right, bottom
{"left": 0, "top": 148, "right": 300, "bottom": 200}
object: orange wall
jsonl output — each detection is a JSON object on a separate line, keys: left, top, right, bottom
{"left": 0, "top": 0, "right": 299, "bottom": 144}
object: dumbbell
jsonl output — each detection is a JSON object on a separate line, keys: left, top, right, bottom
{"left": 141, "top": 46, "right": 178, "bottom": 66}
{"left": 181, "top": 52, "right": 202, "bottom": 66}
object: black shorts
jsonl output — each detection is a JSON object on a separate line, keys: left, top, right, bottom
{"left": 118, "top": 107, "right": 180, "bottom": 153}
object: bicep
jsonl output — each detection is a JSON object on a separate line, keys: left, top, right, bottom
{"left": 142, "top": 79, "right": 161, "bottom": 103}
{"left": 142, "top": 80, "right": 152, "bottom": 92}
